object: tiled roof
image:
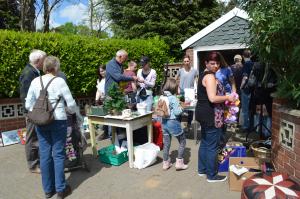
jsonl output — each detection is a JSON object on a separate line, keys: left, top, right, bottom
{"left": 190, "top": 16, "right": 250, "bottom": 47}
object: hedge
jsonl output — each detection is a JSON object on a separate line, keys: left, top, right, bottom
{"left": 0, "top": 30, "right": 171, "bottom": 98}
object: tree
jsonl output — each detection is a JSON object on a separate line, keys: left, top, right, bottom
{"left": 41, "top": 0, "right": 63, "bottom": 32}
{"left": 0, "top": 0, "right": 20, "bottom": 30}
{"left": 20, "top": 0, "right": 36, "bottom": 31}
{"left": 104, "top": 0, "right": 221, "bottom": 59}
{"left": 88, "top": 0, "right": 110, "bottom": 37}
{"left": 242, "top": 0, "right": 300, "bottom": 107}
{"left": 218, "top": 0, "right": 243, "bottom": 15}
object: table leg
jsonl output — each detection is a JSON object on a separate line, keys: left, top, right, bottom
{"left": 111, "top": 126, "right": 116, "bottom": 144}
{"left": 147, "top": 121, "right": 153, "bottom": 143}
{"left": 126, "top": 124, "right": 134, "bottom": 168}
{"left": 88, "top": 118, "right": 97, "bottom": 158}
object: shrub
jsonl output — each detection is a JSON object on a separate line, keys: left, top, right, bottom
{"left": 0, "top": 30, "right": 170, "bottom": 98}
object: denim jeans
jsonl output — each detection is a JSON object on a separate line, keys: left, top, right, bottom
{"left": 253, "top": 114, "right": 272, "bottom": 137}
{"left": 138, "top": 94, "right": 153, "bottom": 112}
{"left": 198, "top": 126, "right": 222, "bottom": 180}
{"left": 36, "top": 120, "right": 67, "bottom": 193}
{"left": 241, "top": 90, "right": 251, "bottom": 130}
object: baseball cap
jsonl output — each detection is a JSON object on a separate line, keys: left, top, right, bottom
{"left": 140, "top": 56, "right": 150, "bottom": 66}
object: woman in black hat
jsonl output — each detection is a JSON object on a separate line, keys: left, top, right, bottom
{"left": 137, "top": 56, "right": 157, "bottom": 112}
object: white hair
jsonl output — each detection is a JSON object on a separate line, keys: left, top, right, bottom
{"left": 29, "top": 49, "right": 46, "bottom": 64}
{"left": 116, "top": 49, "right": 128, "bottom": 57}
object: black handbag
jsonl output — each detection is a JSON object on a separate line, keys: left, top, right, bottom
{"left": 138, "top": 88, "right": 147, "bottom": 99}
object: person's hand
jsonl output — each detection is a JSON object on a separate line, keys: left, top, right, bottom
{"left": 227, "top": 94, "right": 236, "bottom": 102}
{"left": 137, "top": 77, "right": 144, "bottom": 83}
{"left": 132, "top": 76, "right": 138, "bottom": 81}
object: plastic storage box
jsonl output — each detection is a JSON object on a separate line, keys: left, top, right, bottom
{"left": 218, "top": 145, "right": 246, "bottom": 172}
{"left": 98, "top": 145, "right": 128, "bottom": 166}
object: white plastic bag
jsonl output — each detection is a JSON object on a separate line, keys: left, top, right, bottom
{"left": 133, "top": 143, "right": 160, "bottom": 169}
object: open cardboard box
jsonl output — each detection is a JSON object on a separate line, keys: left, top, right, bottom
{"left": 229, "top": 157, "right": 261, "bottom": 192}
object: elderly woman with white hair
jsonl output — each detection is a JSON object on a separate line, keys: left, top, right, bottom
{"left": 26, "top": 56, "right": 77, "bottom": 199}
{"left": 20, "top": 49, "right": 47, "bottom": 174}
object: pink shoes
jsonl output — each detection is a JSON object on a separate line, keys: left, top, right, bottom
{"left": 175, "top": 158, "right": 188, "bottom": 170}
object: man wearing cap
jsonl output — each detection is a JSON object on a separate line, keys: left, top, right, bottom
{"left": 231, "top": 54, "right": 244, "bottom": 96}
{"left": 137, "top": 56, "right": 157, "bottom": 112}
{"left": 105, "top": 49, "right": 138, "bottom": 94}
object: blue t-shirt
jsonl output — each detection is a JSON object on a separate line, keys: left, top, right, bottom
{"left": 216, "top": 67, "right": 233, "bottom": 93}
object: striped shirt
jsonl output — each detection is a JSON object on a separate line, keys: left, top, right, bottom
{"left": 25, "top": 74, "right": 77, "bottom": 120}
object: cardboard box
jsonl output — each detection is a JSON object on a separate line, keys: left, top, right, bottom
{"left": 229, "top": 157, "right": 261, "bottom": 192}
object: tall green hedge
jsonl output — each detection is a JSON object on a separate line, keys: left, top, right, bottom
{"left": 0, "top": 30, "right": 170, "bottom": 98}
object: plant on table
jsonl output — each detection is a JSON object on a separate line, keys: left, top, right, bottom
{"left": 103, "top": 83, "right": 126, "bottom": 115}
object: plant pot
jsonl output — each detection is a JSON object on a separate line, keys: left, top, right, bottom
{"left": 111, "top": 109, "right": 122, "bottom": 116}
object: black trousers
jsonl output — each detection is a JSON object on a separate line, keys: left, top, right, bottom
{"left": 25, "top": 117, "right": 39, "bottom": 169}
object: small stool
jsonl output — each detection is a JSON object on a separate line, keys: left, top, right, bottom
{"left": 241, "top": 172, "right": 300, "bottom": 199}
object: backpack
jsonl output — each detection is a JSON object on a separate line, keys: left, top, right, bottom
{"left": 27, "top": 76, "right": 61, "bottom": 126}
{"left": 155, "top": 95, "right": 170, "bottom": 118}
{"left": 246, "top": 68, "right": 257, "bottom": 88}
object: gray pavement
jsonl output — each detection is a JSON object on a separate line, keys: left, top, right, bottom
{"left": 0, "top": 136, "right": 241, "bottom": 199}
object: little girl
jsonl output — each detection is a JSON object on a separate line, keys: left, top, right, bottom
{"left": 161, "top": 78, "right": 188, "bottom": 170}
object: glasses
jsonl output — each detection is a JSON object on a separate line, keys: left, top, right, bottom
{"left": 184, "top": 61, "right": 190, "bottom": 63}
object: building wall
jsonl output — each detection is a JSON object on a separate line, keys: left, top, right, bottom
{"left": 0, "top": 97, "right": 94, "bottom": 132}
{"left": 272, "top": 99, "right": 300, "bottom": 183}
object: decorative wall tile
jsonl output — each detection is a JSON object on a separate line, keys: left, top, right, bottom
{"left": 0, "top": 103, "right": 25, "bottom": 120}
{"left": 280, "top": 119, "right": 295, "bottom": 150}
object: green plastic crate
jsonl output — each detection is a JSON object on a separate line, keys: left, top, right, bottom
{"left": 98, "top": 145, "right": 128, "bottom": 166}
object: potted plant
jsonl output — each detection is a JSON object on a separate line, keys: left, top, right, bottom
{"left": 103, "top": 83, "right": 126, "bottom": 115}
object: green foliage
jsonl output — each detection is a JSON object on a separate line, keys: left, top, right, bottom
{"left": 0, "top": 0, "right": 20, "bottom": 30}
{"left": 103, "top": 83, "right": 126, "bottom": 113}
{"left": 104, "top": 0, "right": 221, "bottom": 59}
{"left": 243, "top": 0, "right": 300, "bottom": 108}
{"left": 0, "top": 30, "right": 170, "bottom": 98}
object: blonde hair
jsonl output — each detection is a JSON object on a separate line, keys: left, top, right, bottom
{"left": 163, "top": 78, "right": 178, "bottom": 95}
{"left": 43, "top": 56, "right": 60, "bottom": 74}
{"left": 116, "top": 49, "right": 128, "bottom": 57}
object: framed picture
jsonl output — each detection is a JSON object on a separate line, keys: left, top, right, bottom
{"left": 0, "top": 134, "right": 3, "bottom": 147}
{"left": 1, "top": 130, "right": 20, "bottom": 146}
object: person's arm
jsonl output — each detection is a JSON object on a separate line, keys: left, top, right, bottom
{"left": 20, "top": 71, "right": 35, "bottom": 103}
{"left": 59, "top": 79, "right": 77, "bottom": 113}
{"left": 95, "top": 90, "right": 101, "bottom": 101}
{"left": 204, "top": 74, "right": 233, "bottom": 103}
{"left": 131, "top": 81, "right": 137, "bottom": 92}
{"left": 227, "top": 67, "right": 236, "bottom": 93}
{"left": 107, "top": 63, "right": 134, "bottom": 82}
{"left": 25, "top": 81, "right": 36, "bottom": 111}
{"left": 143, "top": 70, "right": 156, "bottom": 88}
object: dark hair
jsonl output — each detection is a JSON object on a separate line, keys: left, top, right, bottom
{"left": 183, "top": 55, "right": 190, "bottom": 60}
{"left": 204, "top": 51, "right": 228, "bottom": 67}
{"left": 140, "top": 56, "right": 150, "bottom": 66}
{"left": 243, "top": 49, "right": 251, "bottom": 58}
{"left": 97, "top": 64, "right": 106, "bottom": 81}
{"left": 163, "top": 78, "right": 178, "bottom": 95}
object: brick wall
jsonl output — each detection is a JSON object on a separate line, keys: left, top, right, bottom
{"left": 0, "top": 97, "right": 94, "bottom": 132}
{"left": 272, "top": 99, "right": 300, "bottom": 183}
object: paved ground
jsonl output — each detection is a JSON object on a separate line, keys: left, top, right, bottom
{"left": 0, "top": 130, "right": 243, "bottom": 199}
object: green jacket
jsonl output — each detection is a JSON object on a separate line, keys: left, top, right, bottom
{"left": 19, "top": 64, "right": 40, "bottom": 112}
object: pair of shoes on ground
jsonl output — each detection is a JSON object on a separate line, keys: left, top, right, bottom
{"left": 29, "top": 166, "right": 41, "bottom": 174}
{"left": 163, "top": 158, "right": 188, "bottom": 170}
{"left": 45, "top": 185, "right": 72, "bottom": 199}
{"left": 198, "top": 173, "right": 227, "bottom": 183}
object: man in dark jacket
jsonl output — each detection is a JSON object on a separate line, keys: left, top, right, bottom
{"left": 19, "top": 49, "right": 46, "bottom": 173}
{"left": 105, "top": 49, "right": 138, "bottom": 94}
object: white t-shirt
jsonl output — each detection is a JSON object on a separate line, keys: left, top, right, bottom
{"left": 97, "top": 79, "right": 105, "bottom": 95}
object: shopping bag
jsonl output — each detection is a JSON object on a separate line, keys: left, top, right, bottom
{"left": 133, "top": 143, "right": 160, "bottom": 169}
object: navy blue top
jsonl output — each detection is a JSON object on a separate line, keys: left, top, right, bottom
{"left": 242, "top": 60, "right": 254, "bottom": 77}
{"left": 105, "top": 58, "right": 134, "bottom": 94}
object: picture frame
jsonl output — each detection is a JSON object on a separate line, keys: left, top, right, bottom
{"left": 1, "top": 130, "right": 20, "bottom": 146}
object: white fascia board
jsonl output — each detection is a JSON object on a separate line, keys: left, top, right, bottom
{"left": 193, "top": 43, "right": 247, "bottom": 52}
{"left": 181, "top": 7, "right": 249, "bottom": 50}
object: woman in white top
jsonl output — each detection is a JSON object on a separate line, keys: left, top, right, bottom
{"left": 137, "top": 56, "right": 157, "bottom": 112}
{"left": 26, "top": 56, "right": 76, "bottom": 199}
{"left": 95, "top": 65, "right": 106, "bottom": 105}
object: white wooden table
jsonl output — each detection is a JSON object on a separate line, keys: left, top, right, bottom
{"left": 87, "top": 112, "right": 153, "bottom": 168}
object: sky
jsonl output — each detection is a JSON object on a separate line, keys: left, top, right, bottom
{"left": 36, "top": 0, "right": 230, "bottom": 30}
